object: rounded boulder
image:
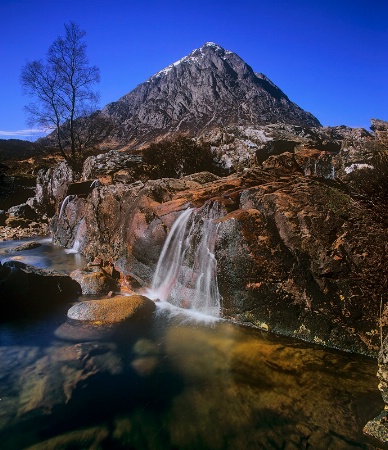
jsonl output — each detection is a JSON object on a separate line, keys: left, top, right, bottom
{"left": 67, "top": 295, "right": 156, "bottom": 323}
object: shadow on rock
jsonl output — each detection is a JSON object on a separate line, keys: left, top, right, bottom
{"left": 0, "top": 260, "right": 81, "bottom": 320}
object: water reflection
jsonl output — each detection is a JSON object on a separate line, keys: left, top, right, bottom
{"left": 0, "top": 239, "right": 383, "bottom": 449}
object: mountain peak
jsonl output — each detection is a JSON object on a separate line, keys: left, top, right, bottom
{"left": 150, "top": 42, "right": 232, "bottom": 80}
{"left": 103, "top": 43, "right": 321, "bottom": 145}
{"left": 201, "top": 41, "right": 230, "bottom": 53}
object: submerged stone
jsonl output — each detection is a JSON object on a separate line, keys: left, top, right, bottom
{"left": 54, "top": 321, "right": 115, "bottom": 342}
{"left": 67, "top": 295, "right": 156, "bottom": 323}
{"left": 10, "top": 241, "right": 42, "bottom": 252}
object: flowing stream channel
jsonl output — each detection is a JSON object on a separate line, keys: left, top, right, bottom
{"left": 0, "top": 236, "right": 384, "bottom": 449}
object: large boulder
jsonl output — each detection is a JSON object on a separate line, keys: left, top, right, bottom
{"left": 67, "top": 295, "right": 156, "bottom": 323}
{"left": 0, "top": 261, "right": 81, "bottom": 319}
{"left": 82, "top": 150, "right": 142, "bottom": 183}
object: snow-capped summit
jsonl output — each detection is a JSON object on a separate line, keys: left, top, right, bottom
{"left": 151, "top": 42, "right": 232, "bottom": 79}
{"left": 102, "top": 42, "right": 320, "bottom": 145}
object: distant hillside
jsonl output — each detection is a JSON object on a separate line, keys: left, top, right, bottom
{"left": 0, "top": 139, "right": 42, "bottom": 161}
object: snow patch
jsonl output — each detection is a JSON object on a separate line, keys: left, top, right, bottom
{"left": 149, "top": 42, "right": 232, "bottom": 80}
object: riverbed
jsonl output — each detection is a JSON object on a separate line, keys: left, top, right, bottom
{"left": 0, "top": 238, "right": 383, "bottom": 449}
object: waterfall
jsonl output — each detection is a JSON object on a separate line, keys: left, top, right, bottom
{"left": 149, "top": 203, "right": 221, "bottom": 316}
{"left": 65, "top": 219, "right": 86, "bottom": 254}
{"left": 58, "top": 195, "right": 74, "bottom": 221}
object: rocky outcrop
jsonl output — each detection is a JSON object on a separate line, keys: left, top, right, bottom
{"left": 102, "top": 42, "right": 320, "bottom": 146}
{"left": 0, "top": 261, "right": 81, "bottom": 319}
{"left": 67, "top": 295, "right": 156, "bottom": 323}
{"left": 52, "top": 144, "right": 388, "bottom": 354}
{"left": 82, "top": 150, "right": 142, "bottom": 183}
{"left": 198, "top": 122, "right": 376, "bottom": 173}
{"left": 371, "top": 118, "right": 388, "bottom": 145}
{"left": 31, "top": 161, "right": 76, "bottom": 216}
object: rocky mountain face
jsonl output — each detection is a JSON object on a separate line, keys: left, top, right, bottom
{"left": 102, "top": 42, "right": 320, "bottom": 145}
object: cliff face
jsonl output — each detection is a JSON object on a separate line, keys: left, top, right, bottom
{"left": 102, "top": 42, "right": 320, "bottom": 145}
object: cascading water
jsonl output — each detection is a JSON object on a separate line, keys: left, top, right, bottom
{"left": 149, "top": 203, "right": 222, "bottom": 316}
{"left": 58, "top": 195, "right": 74, "bottom": 221}
{"left": 65, "top": 218, "right": 86, "bottom": 255}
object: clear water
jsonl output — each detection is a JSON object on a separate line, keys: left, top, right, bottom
{"left": 0, "top": 239, "right": 383, "bottom": 449}
{"left": 0, "top": 236, "right": 86, "bottom": 273}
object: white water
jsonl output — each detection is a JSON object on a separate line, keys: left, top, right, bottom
{"left": 149, "top": 204, "right": 222, "bottom": 316}
{"left": 58, "top": 195, "right": 74, "bottom": 221}
{"left": 65, "top": 219, "right": 86, "bottom": 255}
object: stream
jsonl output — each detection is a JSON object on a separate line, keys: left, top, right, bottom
{"left": 0, "top": 237, "right": 384, "bottom": 449}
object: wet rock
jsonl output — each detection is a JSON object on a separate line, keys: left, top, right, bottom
{"left": 0, "top": 261, "right": 81, "bottom": 319}
{"left": 66, "top": 180, "right": 97, "bottom": 196}
{"left": 54, "top": 320, "right": 115, "bottom": 342}
{"left": 11, "top": 241, "right": 42, "bottom": 252}
{"left": 67, "top": 295, "right": 156, "bottom": 323}
{"left": 70, "top": 267, "right": 120, "bottom": 295}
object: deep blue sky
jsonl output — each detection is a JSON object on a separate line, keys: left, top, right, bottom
{"left": 0, "top": 0, "right": 387, "bottom": 140}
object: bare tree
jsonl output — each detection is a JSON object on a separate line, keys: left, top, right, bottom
{"left": 21, "top": 22, "right": 101, "bottom": 164}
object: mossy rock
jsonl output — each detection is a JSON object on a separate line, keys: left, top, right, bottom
{"left": 67, "top": 295, "right": 156, "bottom": 323}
